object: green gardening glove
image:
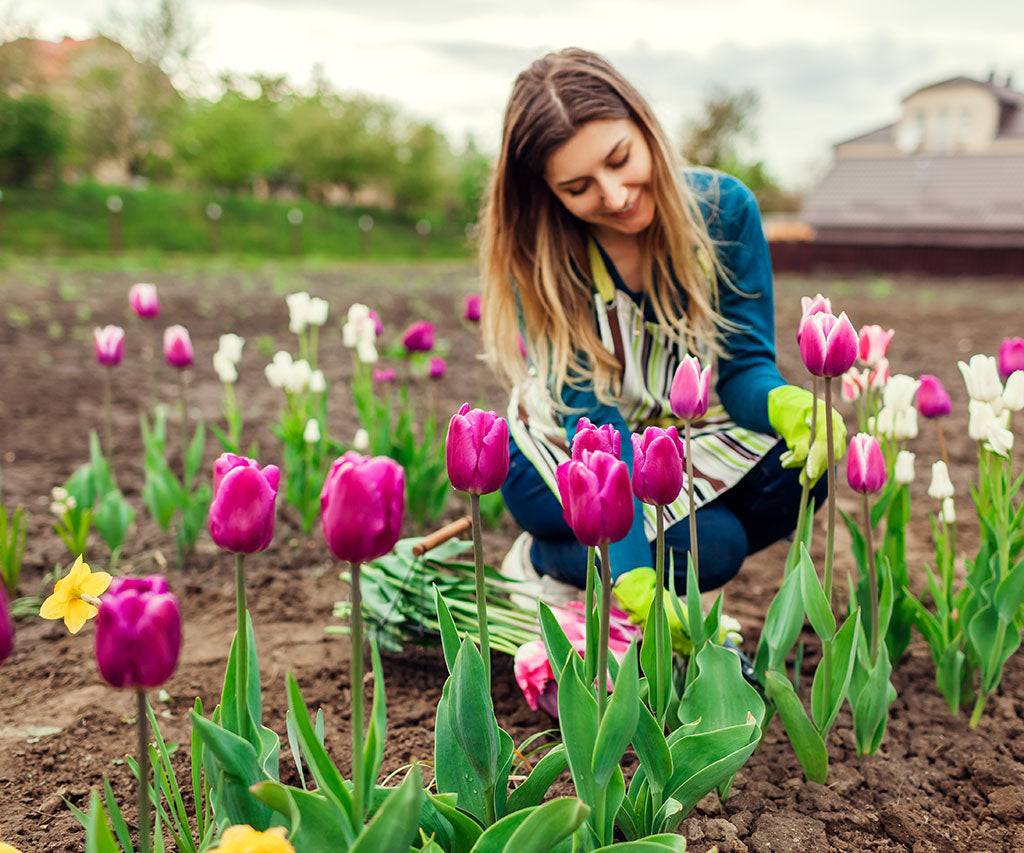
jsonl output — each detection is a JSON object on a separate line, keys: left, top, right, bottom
{"left": 767, "top": 384, "right": 847, "bottom": 484}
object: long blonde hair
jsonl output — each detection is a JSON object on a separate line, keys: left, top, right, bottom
{"left": 480, "top": 48, "right": 725, "bottom": 408}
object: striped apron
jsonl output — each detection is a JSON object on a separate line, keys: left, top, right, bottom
{"left": 508, "top": 241, "right": 780, "bottom": 542}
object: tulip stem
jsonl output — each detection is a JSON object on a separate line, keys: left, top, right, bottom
{"left": 178, "top": 372, "right": 188, "bottom": 472}
{"left": 136, "top": 689, "right": 151, "bottom": 853}
{"left": 935, "top": 421, "right": 949, "bottom": 469}
{"left": 235, "top": 553, "right": 248, "bottom": 737}
{"left": 823, "top": 378, "right": 836, "bottom": 603}
{"left": 597, "top": 544, "right": 612, "bottom": 721}
{"left": 585, "top": 546, "right": 597, "bottom": 686}
{"left": 654, "top": 505, "right": 667, "bottom": 720}
{"left": 470, "top": 493, "right": 490, "bottom": 686}
{"left": 684, "top": 420, "right": 699, "bottom": 585}
{"left": 350, "top": 560, "right": 365, "bottom": 824}
{"left": 862, "top": 492, "right": 880, "bottom": 666}
{"left": 104, "top": 368, "right": 113, "bottom": 461}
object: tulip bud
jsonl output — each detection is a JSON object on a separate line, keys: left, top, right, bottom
{"left": 402, "top": 320, "right": 436, "bottom": 353}
{"left": 874, "top": 406, "right": 895, "bottom": 439}
{"left": 916, "top": 375, "right": 951, "bottom": 418}
{"left": 373, "top": 367, "right": 396, "bottom": 383}
{"left": 841, "top": 367, "right": 868, "bottom": 403}
{"left": 846, "top": 433, "right": 886, "bottom": 494}
{"left": 464, "top": 293, "right": 482, "bottom": 323}
{"left": 368, "top": 309, "right": 383, "bottom": 336}
{"left": 353, "top": 428, "right": 369, "bottom": 452}
{"left": 893, "top": 450, "right": 916, "bottom": 485}
{"left": 892, "top": 407, "right": 919, "bottom": 441}
{"left": 94, "top": 325, "right": 125, "bottom": 367}
{"left": 286, "top": 291, "right": 312, "bottom": 334}
{"left": 868, "top": 358, "right": 890, "bottom": 390}
{"left": 958, "top": 354, "right": 1003, "bottom": 403}
{"left": 857, "top": 324, "right": 895, "bottom": 368}
{"left": 303, "top": 418, "right": 321, "bottom": 444}
{"left": 968, "top": 400, "right": 998, "bottom": 441}
{"left": 217, "top": 334, "right": 245, "bottom": 364}
{"left": 321, "top": 452, "right": 405, "bottom": 563}
{"left": 941, "top": 497, "right": 956, "bottom": 524}
{"left": 209, "top": 454, "right": 279, "bottom": 554}
{"left": 669, "top": 355, "right": 711, "bottom": 420}
{"left": 95, "top": 576, "right": 181, "bottom": 690}
{"left": 883, "top": 374, "right": 919, "bottom": 410}
{"left": 571, "top": 417, "right": 621, "bottom": 460}
{"left": 797, "top": 294, "right": 832, "bottom": 342}
{"left": 309, "top": 369, "right": 326, "bottom": 394}
{"left": 985, "top": 411, "right": 1014, "bottom": 457}
{"left": 928, "top": 460, "right": 954, "bottom": 501}
{"left": 446, "top": 403, "right": 510, "bottom": 494}
{"left": 163, "top": 325, "right": 194, "bottom": 369}
{"left": 799, "top": 311, "right": 858, "bottom": 378}
{"left": 556, "top": 450, "right": 634, "bottom": 547}
{"left": 129, "top": 283, "right": 160, "bottom": 319}
{"left": 998, "top": 337, "right": 1024, "bottom": 379}
{"left": 631, "top": 426, "right": 685, "bottom": 506}
{"left": 306, "top": 296, "right": 329, "bottom": 327}
{"left": 1002, "top": 370, "right": 1024, "bottom": 412}
{"left": 213, "top": 351, "right": 237, "bottom": 384}
{"left": 0, "top": 585, "right": 14, "bottom": 665}
{"left": 428, "top": 355, "right": 447, "bottom": 379}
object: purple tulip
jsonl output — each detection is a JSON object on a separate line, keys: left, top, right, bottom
{"left": 446, "top": 403, "right": 510, "bottom": 495}
{"left": 429, "top": 355, "right": 447, "bottom": 379}
{"left": 669, "top": 355, "right": 711, "bottom": 420}
{"left": 321, "top": 452, "right": 405, "bottom": 563}
{"left": 556, "top": 450, "right": 634, "bottom": 547}
{"left": 799, "top": 311, "right": 858, "bottom": 378}
{"left": 797, "top": 294, "right": 832, "bottom": 342}
{"left": 163, "top": 325, "right": 194, "bottom": 369}
{"left": 209, "top": 454, "right": 279, "bottom": 554}
{"left": 571, "top": 417, "right": 621, "bottom": 460}
{"left": 402, "top": 321, "right": 435, "bottom": 353}
{"left": 464, "top": 293, "right": 482, "bottom": 323}
{"left": 95, "top": 576, "right": 181, "bottom": 690}
{"left": 129, "top": 283, "right": 160, "bottom": 319}
{"left": 847, "top": 433, "right": 887, "bottom": 495}
{"left": 631, "top": 426, "right": 685, "bottom": 506}
{"left": 998, "top": 337, "right": 1024, "bottom": 379}
{"left": 916, "top": 375, "right": 952, "bottom": 419}
{"left": 94, "top": 325, "right": 125, "bottom": 366}
{"left": 0, "top": 585, "right": 13, "bottom": 665}
{"left": 372, "top": 367, "right": 396, "bottom": 383}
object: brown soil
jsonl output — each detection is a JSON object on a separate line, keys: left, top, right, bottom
{"left": 0, "top": 261, "right": 1022, "bottom": 852}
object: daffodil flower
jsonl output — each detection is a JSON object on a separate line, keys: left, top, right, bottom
{"left": 0, "top": 824, "right": 24, "bottom": 853}
{"left": 211, "top": 825, "right": 294, "bottom": 852}
{"left": 39, "top": 555, "right": 112, "bottom": 634}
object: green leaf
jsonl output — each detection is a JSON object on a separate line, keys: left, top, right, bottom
{"left": 85, "top": 790, "right": 120, "bottom": 853}
{"left": 592, "top": 836, "right": 689, "bottom": 852}
{"left": 251, "top": 781, "right": 354, "bottom": 851}
{"left": 433, "top": 682, "right": 490, "bottom": 824}
{"left": 810, "top": 610, "right": 860, "bottom": 735}
{"left": 996, "top": 559, "right": 1024, "bottom": 623}
{"left": 425, "top": 792, "right": 484, "bottom": 853}
{"left": 506, "top": 745, "right": 568, "bottom": 813}
{"left": 763, "top": 671, "right": 827, "bottom": 783}
{"left": 685, "top": 556, "right": 705, "bottom": 650}
{"left": 183, "top": 420, "right": 206, "bottom": 490}
{"left": 631, "top": 703, "right": 673, "bottom": 796}
{"left": 850, "top": 650, "right": 896, "bottom": 755}
{"left": 503, "top": 797, "right": 589, "bottom": 852}
{"left": 798, "top": 544, "right": 835, "bottom": 640}
{"left": 756, "top": 567, "right": 805, "bottom": 677}
{"left": 936, "top": 645, "right": 966, "bottom": 715}
{"left": 592, "top": 638, "right": 640, "bottom": 787}
{"left": 361, "top": 639, "right": 387, "bottom": 809}
{"left": 349, "top": 766, "right": 424, "bottom": 853}
{"left": 93, "top": 489, "right": 135, "bottom": 553}
{"left": 678, "top": 642, "right": 765, "bottom": 733}
{"left": 539, "top": 601, "right": 575, "bottom": 688}
{"left": 102, "top": 775, "right": 135, "bottom": 853}
{"left": 433, "top": 587, "right": 462, "bottom": 672}
{"left": 450, "top": 638, "right": 500, "bottom": 791}
{"left": 557, "top": 651, "right": 599, "bottom": 806}
{"left": 220, "top": 611, "right": 263, "bottom": 749}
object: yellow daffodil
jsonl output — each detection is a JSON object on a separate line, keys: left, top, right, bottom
{"left": 39, "top": 556, "right": 112, "bottom": 634}
{"left": 0, "top": 824, "right": 23, "bottom": 853}
{"left": 211, "top": 825, "right": 294, "bottom": 852}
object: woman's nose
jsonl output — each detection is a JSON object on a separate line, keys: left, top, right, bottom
{"left": 597, "top": 176, "right": 628, "bottom": 210}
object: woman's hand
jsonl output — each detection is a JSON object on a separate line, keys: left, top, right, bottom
{"left": 767, "top": 385, "right": 847, "bottom": 484}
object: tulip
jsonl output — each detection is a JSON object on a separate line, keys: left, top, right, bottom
{"left": 445, "top": 403, "right": 510, "bottom": 495}
{"left": 556, "top": 450, "right": 633, "bottom": 547}
{"left": 129, "top": 283, "right": 160, "bottom": 319}
{"left": 306, "top": 296, "right": 329, "bottom": 327}
{"left": 967, "top": 400, "right": 999, "bottom": 441}
{"left": 217, "top": 334, "right": 245, "bottom": 364}
{"left": 571, "top": 417, "right": 621, "bottom": 460}
{"left": 372, "top": 367, "right": 396, "bottom": 383}
{"left": 428, "top": 355, "right": 447, "bottom": 379}
{"left": 998, "top": 337, "right": 1024, "bottom": 379}
{"left": 163, "top": 325, "right": 194, "bottom": 368}
{"left": 353, "top": 428, "right": 369, "bottom": 451}
{"left": 464, "top": 293, "right": 482, "bottom": 322}
{"left": 941, "top": 497, "right": 956, "bottom": 524}
{"left": 797, "top": 293, "right": 832, "bottom": 342}
{"left": 342, "top": 303, "right": 377, "bottom": 349}
{"left": 857, "top": 324, "right": 895, "bottom": 368}
{"left": 213, "top": 351, "right": 237, "bottom": 384}
{"left": 891, "top": 407, "right": 919, "bottom": 441}
{"left": 958, "top": 354, "right": 1003, "bottom": 403}
{"left": 868, "top": 358, "right": 890, "bottom": 390}
{"left": 321, "top": 452, "right": 405, "bottom": 564}
{"left": 847, "top": 433, "right": 886, "bottom": 494}
{"left": 893, "top": 450, "right": 916, "bottom": 486}
{"left": 631, "top": 426, "right": 685, "bottom": 506}
{"left": 985, "top": 413, "right": 1014, "bottom": 457}
{"left": 841, "top": 367, "right": 868, "bottom": 403}
{"left": 368, "top": 309, "right": 383, "bottom": 336}
{"left": 94, "top": 325, "right": 125, "bottom": 366}
{"left": 669, "top": 355, "right": 711, "bottom": 420}
{"left": 402, "top": 320, "right": 435, "bottom": 352}
{"left": 303, "top": 418, "right": 320, "bottom": 444}
{"left": 1002, "top": 371, "right": 1024, "bottom": 412}
{"left": 882, "top": 374, "right": 919, "bottom": 410}
{"left": 916, "top": 375, "right": 951, "bottom": 418}
{"left": 209, "top": 454, "right": 279, "bottom": 554}
{"left": 799, "top": 311, "right": 858, "bottom": 378}
{"left": 928, "top": 460, "right": 954, "bottom": 501}
{"left": 286, "top": 291, "right": 312, "bottom": 334}
{"left": 95, "top": 576, "right": 181, "bottom": 690}
{"left": 309, "top": 369, "right": 326, "bottom": 394}
{"left": 0, "top": 585, "right": 13, "bottom": 665}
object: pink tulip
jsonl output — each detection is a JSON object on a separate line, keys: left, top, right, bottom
{"left": 321, "top": 452, "right": 405, "bottom": 564}
{"left": 868, "top": 358, "right": 890, "bottom": 390}
{"left": 857, "top": 324, "right": 895, "bottom": 368}
{"left": 402, "top": 320, "right": 435, "bottom": 352}
{"left": 163, "top": 325, "right": 194, "bottom": 368}
{"left": 428, "top": 355, "right": 447, "bottom": 379}
{"left": 847, "top": 433, "right": 886, "bottom": 494}
{"left": 669, "top": 355, "right": 711, "bottom": 420}
{"left": 916, "top": 375, "right": 951, "bottom": 419}
{"left": 368, "top": 309, "right": 383, "bottom": 336}
{"left": 841, "top": 367, "right": 868, "bottom": 403}
{"left": 799, "top": 311, "right": 858, "bottom": 378}
{"left": 94, "top": 325, "right": 125, "bottom": 366}
{"left": 571, "top": 417, "right": 621, "bottom": 460}
{"left": 556, "top": 450, "right": 633, "bottom": 547}
{"left": 372, "top": 367, "right": 396, "bottom": 383}
{"left": 998, "top": 337, "right": 1024, "bottom": 379}
{"left": 95, "top": 576, "right": 181, "bottom": 690}
{"left": 464, "top": 293, "right": 482, "bottom": 323}
{"left": 209, "top": 454, "right": 280, "bottom": 554}
{"left": 129, "top": 283, "right": 160, "bottom": 319}
{"left": 445, "top": 403, "right": 510, "bottom": 495}
{"left": 631, "top": 426, "right": 685, "bottom": 506}
{"left": 0, "top": 585, "right": 13, "bottom": 665}
{"left": 797, "top": 294, "right": 832, "bottom": 342}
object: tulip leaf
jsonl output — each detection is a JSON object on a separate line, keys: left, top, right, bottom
{"left": 425, "top": 791, "right": 485, "bottom": 853}
{"left": 434, "top": 681, "right": 491, "bottom": 823}
{"left": 592, "top": 638, "right": 640, "bottom": 788}
{"left": 798, "top": 544, "right": 835, "bottom": 641}
{"left": 539, "top": 601, "right": 575, "bottom": 688}
{"left": 763, "top": 671, "right": 828, "bottom": 783}
{"left": 592, "top": 833, "right": 690, "bottom": 852}
{"left": 84, "top": 790, "right": 121, "bottom": 853}
{"left": 996, "top": 558, "right": 1024, "bottom": 623}
{"left": 936, "top": 645, "right": 966, "bottom": 715}
{"left": 703, "top": 593, "right": 723, "bottom": 643}
{"left": 810, "top": 610, "right": 860, "bottom": 735}
{"left": 639, "top": 593, "right": 672, "bottom": 722}
{"left": 678, "top": 642, "right": 765, "bottom": 734}
{"left": 450, "top": 638, "right": 500, "bottom": 791}
{"left": 220, "top": 612, "right": 263, "bottom": 749}
{"left": 849, "top": 648, "right": 896, "bottom": 755}
{"left": 251, "top": 781, "right": 354, "bottom": 851}
{"left": 784, "top": 495, "right": 816, "bottom": 575}
{"left": 557, "top": 651, "right": 599, "bottom": 806}
{"left": 756, "top": 566, "right": 804, "bottom": 678}
{"left": 467, "top": 797, "right": 588, "bottom": 853}
{"left": 349, "top": 766, "right": 424, "bottom": 853}
{"left": 506, "top": 746, "right": 568, "bottom": 813}
{"left": 433, "top": 586, "right": 461, "bottom": 673}
{"left": 685, "top": 556, "right": 705, "bottom": 650}
{"left": 631, "top": 702, "right": 673, "bottom": 796}
{"left": 361, "top": 639, "right": 387, "bottom": 809}
{"left": 183, "top": 420, "right": 206, "bottom": 491}
{"left": 491, "top": 727, "right": 516, "bottom": 821}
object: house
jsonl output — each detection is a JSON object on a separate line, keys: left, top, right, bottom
{"left": 794, "top": 74, "right": 1024, "bottom": 274}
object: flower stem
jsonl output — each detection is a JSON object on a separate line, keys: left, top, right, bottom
{"left": 136, "top": 689, "right": 151, "bottom": 853}
{"left": 178, "top": 371, "right": 188, "bottom": 472}
{"left": 936, "top": 421, "right": 949, "bottom": 469}
{"left": 823, "top": 378, "right": 836, "bottom": 603}
{"left": 471, "top": 493, "right": 490, "bottom": 687}
{"left": 970, "top": 689, "right": 987, "bottom": 728}
{"left": 597, "top": 544, "right": 612, "bottom": 721}
{"left": 350, "top": 560, "right": 365, "bottom": 824}
{"left": 862, "top": 492, "right": 879, "bottom": 665}
{"left": 104, "top": 369, "right": 113, "bottom": 461}
{"left": 684, "top": 420, "right": 699, "bottom": 586}
{"left": 654, "top": 505, "right": 666, "bottom": 719}
{"left": 235, "top": 553, "right": 248, "bottom": 736}
{"left": 585, "top": 545, "right": 597, "bottom": 686}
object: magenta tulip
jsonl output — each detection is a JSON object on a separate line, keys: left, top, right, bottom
{"left": 95, "top": 576, "right": 181, "bottom": 690}
{"left": 163, "top": 325, "right": 194, "bottom": 368}
{"left": 368, "top": 309, "right": 383, "bottom": 336}
{"left": 0, "top": 585, "right": 13, "bottom": 665}
{"left": 916, "top": 375, "right": 952, "bottom": 419}
{"left": 847, "top": 433, "right": 887, "bottom": 495}
{"left": 556, "top": 450, "right": 634, "bottom": 547}
{"left": 129, "top": 283, "right": 160, "bottom": 319}
{"left": 857, "top": 324, "right": 895, "bottom": 367}
{"left": 321, "top": 452, "right": 405, "bottom": 563}
{"left": 429, "top": 355, "right": 447, "bottom": 379}
{"left": 464, "top": 293, "right": 482, "bottom": 323}
{"left": 799, "top": 311, "right": 858, "bottom": 378}
{"left": 669, "top": 355, "right": 711, "bottom": 420}
{"left": 998, "top": 337, "right": 1024, "bottom": 379}
{"left": 446, "top": 403, "right": 510, "bottom": 495}
{"left": 372, "top": 367, "right": 396, "bottom": 383}
{"left": 797, "top": 293, "right": 832, "bottom": 342}
{"left": 209, "top": 454, "right": 280, "bottom": 554}
{"left": 402, "top": 320, "right": 435, "bottom": 352}
{"left": 94, "top": 325, "right": 125, "bottom": 366}
{"left": 631, "top": 426, "right": 685, "bottom": 506}
{"left": 571, "top": 417, "right": 621, "bottom": 460}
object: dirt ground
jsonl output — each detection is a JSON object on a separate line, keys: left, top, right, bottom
{"left": 0, "top": 259, "right": 1022, "bottom": 852}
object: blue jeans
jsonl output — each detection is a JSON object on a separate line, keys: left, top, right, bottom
{"left": 501, "top": 439, "right": 827, "bottom": 593}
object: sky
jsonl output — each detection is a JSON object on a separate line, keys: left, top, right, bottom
{"left": 23, "top": 0, "right": 1024, "bottom": 190}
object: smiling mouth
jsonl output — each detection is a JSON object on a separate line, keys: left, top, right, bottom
{"left": 610, "top": 194, "right": 639, "bottom": 218}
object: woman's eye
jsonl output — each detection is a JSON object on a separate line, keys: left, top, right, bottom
{"left": 610, "top": 153, "right": 629, "bottom": 169}
{"left": 566, "top": 184, "right": 587, "bottom": 197}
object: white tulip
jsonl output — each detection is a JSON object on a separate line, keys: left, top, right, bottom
{"left": 51, "top": 486, "right": 68, "bottom": 502}
{"left": 306, "top": 297, "right": 329, "bottom": 327}
{"left": 265, "top": 351, "right": 294, "bottom": 389}
{"left": 309, "top": 370, "right": 326, "bottom": 393}
{"left": 303, "top": 418, "right": 321, "bottom": 444}
{"left": 941, "top": 497, "right": 956, "bottom": 524}
{"left": 286, "top": 291, "right": 312, "bottom": 334}
{"left": 356, "top": 341, "right": 379, "bottom": 365}
{"left": 928, "top": 460, "right": 954, "bottom": 500}
{"left": 285, "top": 359, "right": 313, "bottom": 394}
{"left": 217, "top": 333, "right": 245, "bottom": 364}
{"left": 213, "top": 350, "right": 237, "bottom": 384}
{"left": 1002, "top": 371, "right": 1024, "bottom": 412}
{"left": 874, "top": 406, "right": 895, "bottom": 439}
{"left": 892, "top": 407, "right": 919, "bottom": 440}
{"left": 342, "top": 303, "right": 375, "bottom": 348}
{"left": 353, "top": 428, "right": 369, "bottom": 452}
{"left": 883, "top": 374, "right": 919, "bottom": 410}
{"left": 958, "top": 354, "right": 1003, "bottom": 403}
{"left": 894, "top": 450, "right": 916, "bottom": 485}
{"left": 967, "top": 400, "right": 998, "bottom": 441}
{"left": 985, "top": 411, "right": 1014, "bottom": 457}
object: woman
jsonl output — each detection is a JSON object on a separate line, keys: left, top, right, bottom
{"left": 480, "top": 48, "right": 842, "bottom": 602}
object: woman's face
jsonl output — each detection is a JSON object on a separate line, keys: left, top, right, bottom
{"left": 543, "top": 118, "right": 655, "bottom": 239}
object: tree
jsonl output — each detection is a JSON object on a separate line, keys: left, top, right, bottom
{"left": 0, "top": 93, "right": 65, "bottom": 185}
